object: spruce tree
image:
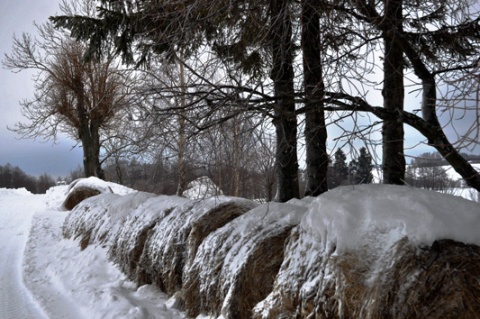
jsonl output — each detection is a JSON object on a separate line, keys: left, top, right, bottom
{"left": 355, "top": 147, "right": 373, "bottom": 184}
{"left": 332, "top": 149, "right": 349, "bottom": 188}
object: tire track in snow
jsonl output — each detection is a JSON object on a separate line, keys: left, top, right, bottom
{"left": 0, "top": 194, "right": 48, "bottom": 319}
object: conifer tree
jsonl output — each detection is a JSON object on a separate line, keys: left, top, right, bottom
{"left": 332, "top": 149, "right": 349, "bottom": 188}
{"left": 355, "top": 147, "right": 373, "bottom": 184}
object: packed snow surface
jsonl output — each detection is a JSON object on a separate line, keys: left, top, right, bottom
{"left": 0, "top": 185, "right": 184, "bottom": 319}
{"left": 303, "top": 184, "right": 480, "bottom": 254}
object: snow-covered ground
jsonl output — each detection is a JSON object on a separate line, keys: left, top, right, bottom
{"left": 0, "top": 186, "right": 184, "bottom": 319}
{"left": 1, "top": 177, "right": 479, "bottom": 319}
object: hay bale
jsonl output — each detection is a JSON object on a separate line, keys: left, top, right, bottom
{"left": 138, "top": 197, "right": 257, "bottom": 296}
{"left": 253, "top": 186, "right": 480, "bottom": 319}
{"left": 252, "top": 224, "right": 326, "bottom": 319}
{"left": 61, "top": 177, "right": 121, "bottom": 210}
{"left": 254, "top": 232, "right": 480, "bottom": 319}
{"left": 183, "top": 202, "right": 308, "bottom": 319}
{"left": 62, "top": 187, "right": 101, "bottom": 210}
{"left": 185, "top": 200, "right": 258, "bottom": 268}
{"left": 63, "top": 192, "right": 156, "bottom": 249}
{"left": 107, "top": 195, "right": 190, "bottom": 284}
{"left": 362, "top": 238, "right": 480, "bottom": 319}
{"left": 63, "top": 193, "right": 120, "bottom": 245}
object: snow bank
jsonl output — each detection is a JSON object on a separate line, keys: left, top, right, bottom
{"left": 184, "top": 202, "right": 308, "bottom": 318}
{"left": 0, "top": 187, "right": 33, "bottom": 197}
{"left": 253, "top": 185, "right": 480, "bottom": 318}
{"left": 182, "top": 176, "right": 223, "bottom": 200}
{"left": 24, "top": 208, "right": 185, "bottom": 319}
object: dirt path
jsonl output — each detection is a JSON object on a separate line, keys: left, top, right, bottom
{"left": 0, "top": 193, "right": 47, "bottom": 319}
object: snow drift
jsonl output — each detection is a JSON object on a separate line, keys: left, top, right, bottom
{"left": 61, "top": 179, "right": 480, "bottom": 319}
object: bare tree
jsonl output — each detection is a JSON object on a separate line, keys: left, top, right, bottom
{"left": 3, "top": 1, "right": 132, "bottom": 178}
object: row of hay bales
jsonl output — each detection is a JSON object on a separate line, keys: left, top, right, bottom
{"left": 63, "top": 186, "right": 480, "bottom": 319}
{"left": 64, "top": 188, "right": 308, "bottom": 318}
{"left": 253, "top": 233, "right": 480, "bottom": 319}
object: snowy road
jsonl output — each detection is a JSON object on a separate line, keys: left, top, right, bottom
{"left": 0, "top": 187, "right": 185, "bottom": 319}
{"left": 0, "top": 191, "right": 47, "bottom": 319}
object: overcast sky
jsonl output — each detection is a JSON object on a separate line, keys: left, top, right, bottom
{"left": 1, "top": 0, "right": 83, "bottom": 178}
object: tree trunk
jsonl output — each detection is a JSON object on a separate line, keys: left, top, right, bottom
{"left": 382, "top": 0, "right": 405, "bottom": 185}
{"left": 302, "top": 0, "right": 329, "bottom": 196}
{"left": 270, "top": 0, "right": 300, "bottom": 202}
{"left": 176, "top": 49, "right": 187, "bottom": 196}
{"left": 325, "top": 93, "right": 480, "bottom": 192}
{"left": 80, "top": 122, "right": 104, "bottom": 179}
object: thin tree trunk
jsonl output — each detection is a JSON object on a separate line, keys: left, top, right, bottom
{"left": 270, "top": 0, "right": 299, "bottom": 202}
{"left": 382, "top": 0, "right": 405, "bottom": 185}
{"left": 177, "top": 49, "right": 187, "bottom": 196}
{"left": 233, "top": 114, "right": 241, "bottom": 197}
{"left": 302, "top": 0, "right": 329, "bottom": 196}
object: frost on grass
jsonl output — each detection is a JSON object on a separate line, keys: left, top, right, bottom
{"left": 108, "top": 195, "right": 191, "bottom": 284}
{"left": 137, "top": 196, "right": 257, "bottom": 295}
{"left": 253, "top": 185, "right": 480, "bottom": 319}
{"left": 183, "top": 202, "right": 308, "bottom": 319}
{"left": 63, "top": 192, "right": 156, "bottom": 249}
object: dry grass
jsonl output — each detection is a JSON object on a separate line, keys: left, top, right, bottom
{"left": 185, "top": 202, "right": 256, "bottom": 268}
{"left": 221, "top": 227, "right": 294, "bottom": 319}
{"left": 62, "top": 187, "right": 101, "bottom": 210}
{"left": 363, "top": 238, "right": 480, "bottom": 319}
{"left": 138, "top": 198, "right": 255, "bottom": 298}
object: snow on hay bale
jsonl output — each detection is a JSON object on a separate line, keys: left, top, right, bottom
{"left": 63, "top": 191, "right": 155, "bottom": 250}
{"left": 62, "top": 177, "right": 136, "bottom": 210}
{"left": 137, "top": 196, "right": 257, "bottom": 295}
{"left": 108, "top": 195, "right": 190, "bottom": 284}
{"left": 253, "top": 185, "right": 480, "bottom": 319}
{"left": 183, "top": 201, "right": 308, "bottom": 319}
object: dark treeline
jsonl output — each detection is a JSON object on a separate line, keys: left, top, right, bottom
{"left": 101, "top": 146, "right": 375, "bottom": 200}
{"left": 0, "top": 163, "right": 58, "bottom": 194}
